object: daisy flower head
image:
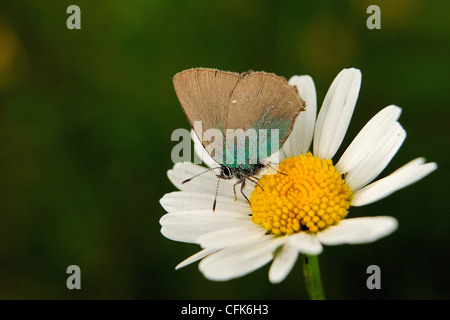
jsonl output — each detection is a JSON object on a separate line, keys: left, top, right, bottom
{"left": 160, "top": 68, "right": 437, "bottom": 285}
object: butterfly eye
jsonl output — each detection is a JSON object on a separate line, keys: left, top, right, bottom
{"left": 222, "top": 166, "right": 232, "bottom": 177}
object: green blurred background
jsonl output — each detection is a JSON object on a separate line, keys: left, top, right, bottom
{"left": 0, "top": 0, "right": 448, "bottom": 299}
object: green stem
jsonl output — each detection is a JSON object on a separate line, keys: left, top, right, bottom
{"left": 301, "top": 254, "right": 326, "bottom": 300}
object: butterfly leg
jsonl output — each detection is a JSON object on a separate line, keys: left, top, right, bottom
{"left": 233, "top": 180, "right": 242, "bottom": 202}
{"left": 247, "top": 177, "right": 264, "bottom": 191}
{"left": 240, "top": 180, "right": 251, "bottom": 206}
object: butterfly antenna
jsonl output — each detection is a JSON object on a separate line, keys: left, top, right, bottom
{"left": 212, "top": 178, "right": 221, "bottom": 212}
{"left": 182, "top": 166, "right": 222, "bottom": 184}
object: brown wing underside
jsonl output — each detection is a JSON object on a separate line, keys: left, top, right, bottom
{"left": 227, "top": 71, "right": 305, "bottom": 141}
{"left": 173, "top": 68, "right": 306, "bottom": 161}
{"left": 173, "top": 68, "right": 240, "bottom": 141}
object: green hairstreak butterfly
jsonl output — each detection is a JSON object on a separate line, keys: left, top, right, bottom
{"left": 173, "top": 68, "right": 306, "bottom": 211}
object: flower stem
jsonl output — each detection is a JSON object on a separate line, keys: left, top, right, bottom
{"left": 301, "top": 254, "right": 326, "bottom": 300}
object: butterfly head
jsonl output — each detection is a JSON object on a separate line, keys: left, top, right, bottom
{"left": 216, "top": 163, "right": 265, "bottom": 182}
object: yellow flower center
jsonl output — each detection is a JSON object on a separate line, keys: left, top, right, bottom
{"left": 250, "top": 153, "right": 352, "bottom": 235}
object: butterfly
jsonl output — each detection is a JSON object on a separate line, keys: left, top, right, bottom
{"left": 173, "top": 68, "right": 305, "bottom": 211}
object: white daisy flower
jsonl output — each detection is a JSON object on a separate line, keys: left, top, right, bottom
{"left": 160, "top": 68, "right": 437, "bottom": 284}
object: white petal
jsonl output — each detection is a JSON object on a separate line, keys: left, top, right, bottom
{"left": 199, "top": 237, "right": 284, "bottom": 281}
{"left": 262, "top": 149, "right": 286, "bottom": 166}
{"left": 317, "top": 216, "right": 398, "bottom": 245}
{"left": 168, "top": 162, "right": 253, "bottom": 203}
{"left": 160, "top": 211, "right": 252, "bottom": 243}
{"left": 345, "top": 122, "right": 406, "bottom": 191}
{"left": 160, "top": 191, "right": 250, "bottom": 214}
{"left": 336, "top": 105, "right": 402, "bottom": 174}
{"left": 175, "top": 248, "right": 218, "bottom": 270}
{"left": 197, "top": 226, "right": 267, "bottom": 249}
{"left": 191, "top": 129, "right": 218, "bottom": 168}
{"left": 268, "top": 240, "right": 300, "bottom": 283}
{"left": 288, "top": 232, "right": 323, "bottom": 255}
{"left": 313, "top": 68, "right": 362, "bottom": 160}
{"left": 283, "top": 75, "right": 317, "bottom": 157}
{"left": 352, "top": 158, "right": 437, "bottom": 207}
{"left": 276, "top": 148, "right": 288, "bottom": 163}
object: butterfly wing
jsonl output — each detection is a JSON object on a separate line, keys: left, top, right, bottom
{"left": 173, "top": 69, "right": 306, "bottom": 167}
{"left": 226, "top": 71, "right": 306, "bottom": 165}
{"left": 173, "top": 68, "right": 241, "bottom": 165}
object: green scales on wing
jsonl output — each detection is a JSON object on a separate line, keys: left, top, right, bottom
{"left": 221, "top": 110, "right": 294, "bottom": 170}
